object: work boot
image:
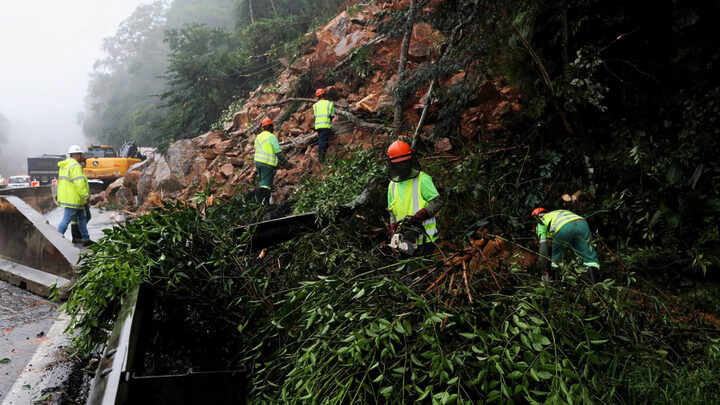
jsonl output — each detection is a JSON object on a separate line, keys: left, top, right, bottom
{"left": 82, "top": 239, "right": 95, "bottom": 247}
{"left": 587, "top": 267, "right": 599, "bottom": 284}
{"left": 71, "top": 223, "right": 81, "bottom": 243}
{"left": 318, "top": 149, "right": 326, "bottom": 164}
{"left": 259, "top": 188, "right": 272, "bottom": 205}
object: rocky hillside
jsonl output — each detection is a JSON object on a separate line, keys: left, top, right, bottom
{"left": 101, "top": 1, "right": 522, "bottom": 213}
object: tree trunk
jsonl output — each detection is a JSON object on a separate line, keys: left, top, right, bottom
{"left": 248, "top": 0, "right": 255, "bottom": 24}
{"left": 411, "top": 79, "right": 436, "bottom": 149}
{"left": 392, "top": 0, "right": 417, "bottom": 137}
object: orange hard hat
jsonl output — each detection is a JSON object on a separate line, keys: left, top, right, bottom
{"left": 315, "top": 88, "right": 325, "bottom": 97}
{"left": 387, "top": 141, "right": 412, "bottom": 162}
{"left": 531, "top": 207, "right": 547, "bottom": 217}
{"left": 261, "top": 117, "right": 273, "bottom": 127}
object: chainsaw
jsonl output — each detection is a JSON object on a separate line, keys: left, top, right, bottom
{"left": 389, "top": 218, "right": 425, "bottom": 255}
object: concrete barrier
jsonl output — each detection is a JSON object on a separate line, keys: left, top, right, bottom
{"left": 0, "top": 185, "right": 57, "bottom": 214}
{"left": 0, "top": 196, "right": 78, "bottom": 297}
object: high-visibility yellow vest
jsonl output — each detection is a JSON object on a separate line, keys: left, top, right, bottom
{"left": 57, "top": 158, "right": 90, "bottom": 209}
{"left": 313, "top": 100, "right": 334, "bottom": 129}
{"left": 536, "top": 209, "right": 583, "bottom": 242}
{"left": 388, "top": 172, "right": 438, "bottom": 244}
{"left": 254, "top": 131, "right": 279, "bottom": 167}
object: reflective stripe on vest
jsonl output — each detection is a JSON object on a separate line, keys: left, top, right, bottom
{"left": 57, "top": 160, "right": 89, "bottom": 208}
{"left": 389, "top": 172, "right": 437, "bottom": 244}
{"left": 254, "top": 131, "right": 278, "bottom": 166}
{"left": 313, "top": 100, "right": 333, "bottom": 129}
{"left": 540, "top": 210, "right": 583, "bottom": 238}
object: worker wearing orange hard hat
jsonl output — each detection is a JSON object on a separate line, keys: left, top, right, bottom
{"left": 386, "top": 140, "right": 442, "bottom": 284}
{"left": 253, "top": 117, "right": 292, "bottom": 204}
{"left": 313, "top": 88, "right": 334, "bottom": 163}
{"left": 532, "top": 207, "right": 599, "bottom": 282}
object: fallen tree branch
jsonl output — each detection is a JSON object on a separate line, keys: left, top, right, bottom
{"left": 279, "top": 133, "right": 318, "bottom": 152}
{"left": 335, "top": 110, "right": 385, "bottom": 130}
{"left": 260, "top": 98, "right": 349, "bottom": 109}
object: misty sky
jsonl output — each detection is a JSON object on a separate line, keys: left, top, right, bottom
{"left": 0, "top": 0, "right": 153, "bottom": 176}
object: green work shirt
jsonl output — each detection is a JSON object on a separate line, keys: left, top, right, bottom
{"left": 536, "top": 209, "right": 583, "bottom": 242}
{"left": 388, "top": 171, "right": 440, "bottom": 244}
{"left": 254, "top": 131, "right": 282, "bottom": 166}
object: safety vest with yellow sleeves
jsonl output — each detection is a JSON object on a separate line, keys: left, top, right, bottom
{"left": 57, "top": 158, "right": 90, "bottom": 209}
{"left": 254, "top": 131, "right": 280, "bottom": 167}
{"left": 313, "top": 99, "right": 334, "bottom": 129}
{"left": 536, "top": 210, "right": 584, "bottom": 243}
{"left": 388, "top": 171, "right": 439, "bottom": 245}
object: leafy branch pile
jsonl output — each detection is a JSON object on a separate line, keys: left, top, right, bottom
{"left": 62, "top": 150, "right": 720, "bottom": 403}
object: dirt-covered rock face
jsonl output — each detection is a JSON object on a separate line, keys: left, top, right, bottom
{"left": 103, "top": 0, "right": 524, "bottom": 214}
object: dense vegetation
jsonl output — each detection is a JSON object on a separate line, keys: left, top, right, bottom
{"left": 66, "top": 0, "right": 720, "bottom": 403}
{"left": 83, "top": 0, "right": 345, "bottom": 149}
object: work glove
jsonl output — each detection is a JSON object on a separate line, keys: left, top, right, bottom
{"left": 388, "top": 222, "right": 398, "bottom": 239}
{"left": 405, "top": 208, "right": 429, "bottom": 225}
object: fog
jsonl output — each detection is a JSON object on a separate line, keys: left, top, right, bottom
{"left": 0, "top": 0, "right": 153, "bottom": 177}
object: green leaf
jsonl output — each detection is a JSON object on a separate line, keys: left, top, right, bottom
{"left": 507, "top": 370, "right": 523, "bottom": 379}
{"left": 447, "top": 376, "right": 458, "bottom": 385}
{"left": 353, "top": 288, "right": 366, "bottom": 299}
{"left": 0, "top": 358, "right": 10, "bottom": 364}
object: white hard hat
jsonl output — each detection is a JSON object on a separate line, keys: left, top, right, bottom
{"left": 67, "top": 145, "right": 83, "bottom": 155}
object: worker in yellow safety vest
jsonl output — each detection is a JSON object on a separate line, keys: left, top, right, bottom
{"left": 254, "top": 117, "right": 292, "bottom": 204}
{"left": 313, "top": 88, "right": 334, "bottom": 163}
{"left": 386, "top": 140, "right": 443, "bottom": 285}
{"left": 57, "top": 145, "right": 94, "bottom": 246}
{"left": 532, "top": 207, "right": 600, "bottom": 283}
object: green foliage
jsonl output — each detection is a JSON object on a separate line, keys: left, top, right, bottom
{"left": 61, "top": 198, "right": 262, "bottom": 354}
{"left": 293, "top": 148, "right": 385, "bottom": 219}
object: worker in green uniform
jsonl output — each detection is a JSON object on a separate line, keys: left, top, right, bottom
{"left": 254, "top": 117, "right": 291, "bottom": 204}
{"left": 386, "top": 140, "right": 443, "bottom": 285}
{"left": 532, "top": 207, "right": 600, "bottom": 283}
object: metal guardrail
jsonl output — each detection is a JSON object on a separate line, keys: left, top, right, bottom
{"left": 88, "top": 285, "right": 247, "bottom": 405}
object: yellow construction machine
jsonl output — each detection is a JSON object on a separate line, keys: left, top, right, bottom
{"left": 83, "top": 141, "right": 143, "bottom": 184}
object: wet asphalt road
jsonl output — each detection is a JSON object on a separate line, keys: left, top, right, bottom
{"left": 0, "top": 207, "right": 123, "bottom": 400}
{"left": 0, "top": 279, "right": 58, "bottom": 398}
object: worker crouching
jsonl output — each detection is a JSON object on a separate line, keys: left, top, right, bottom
{"left": 386, "top": 141, "right": 443, "bottom": 286}
{"left": 532, "top": 207, "right": 600, "bottom": 283}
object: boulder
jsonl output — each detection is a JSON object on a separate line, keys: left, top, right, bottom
{"left": 219, "top": 163, "right": 235, "bottom": 178}
{"left": 434, "top": 138, "right": 452, "bottom": 153}
{"left": 124, "top": 158, "right": 153, "bottom": 195}
{"left": 408, "top": 22, "right": 436, "bottom": 58}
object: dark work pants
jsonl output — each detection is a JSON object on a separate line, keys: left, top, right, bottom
{"left": 317, "top": 128, "right": 332, "bottom": 154}
{"left": 401, "top": 242, "right": 436, "bottom": 287}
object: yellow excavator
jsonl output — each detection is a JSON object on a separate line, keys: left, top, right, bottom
{"left": 83, "top": 141, "right": 143, "bottom": 184}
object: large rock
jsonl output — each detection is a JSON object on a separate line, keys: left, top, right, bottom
{"left": 123, "top": 158, "right": 154, "bottom": 195}
{"left": 135, "top": 139, "right": 208, "bottom": 204}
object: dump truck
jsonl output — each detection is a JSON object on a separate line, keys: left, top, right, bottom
{"left": 84, "top": 141, "right": 143, "bottom": 184}
{"left": 27, "top": 155, "right": 65, "bottom": 185}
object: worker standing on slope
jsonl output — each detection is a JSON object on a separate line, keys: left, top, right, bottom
{"left": 313, "top": 88, "right": 334, "bottom": 163}
{"left": 386, "top": 140, "right": 443, "bottom": 285}
{"left": 57, "top": 145, "right": 93, "bottom": 246}
{"left": 532, "top": 207, "right": 600, "bottom": 283}
{"left": 254, "top": 117, "right": 291, "bottom": 204}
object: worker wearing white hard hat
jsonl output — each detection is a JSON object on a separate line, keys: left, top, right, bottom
{"left": 56, "top": 145, "right": 93, "bottom": 246}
